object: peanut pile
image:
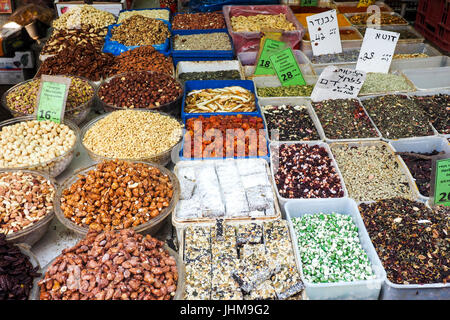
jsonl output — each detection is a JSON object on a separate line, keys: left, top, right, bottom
{"left": 38, "top": 229, "right": 178, "bottom": 300}
{"left": 61, "top": 160, "right": 174, "bottom": 232}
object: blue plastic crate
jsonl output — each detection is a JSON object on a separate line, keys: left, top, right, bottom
{"left": 103, "top": 19, "right": 172, "bottom": 56}
{"left": 180, "top": 113, "right": 270, "bottom": 162}
{"left": 171, "top": 32, "right": 234, "bottom": 59}
{"left": 118, "top": 8, "right": 171, "bottom": 22}
{"left": 181, "top": 80, "right": 260, "bottom": 121}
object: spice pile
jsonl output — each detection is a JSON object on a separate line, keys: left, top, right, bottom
{"left": 176, "top": 159, "right": 275, "bottom": 220}
{"left": 359, "top": 199, "right": 449, "bottom": 285}
{"left": 231, "top": 14, "right": 296, "bottom": 32}
{"left": 111, "top": 15, "right": 170, "bottom": 46}
{"left": 393, "top": 53, "right": 429, "bottom": 59}
{"left": 173, "top": 12, "right": 226, "bottom": 30}
{"left": 82, "top": 110, "right": 182, "bottom": 161}
{"left": 173, "top": 33, "right": 232, "bottom": 51}
{"left": 359, "top": 73, "right": 415, "bottom": 95}
{"left": 6, "top": 77, "right": 93, "bottom": 116}
{"left": 331, "top": 143, "right": 413, "bottom": 202}
{"left": 412, "top": 94, "right": 450, "bottom": 135}
{"left": 52, "top": 4, "right": 116, "bottom": 29}
{"left": 292, "top": 213, "right": 375, "bottom": 283}
{"left": 184, "top": 220, "right": 304, "bottom": 300}
{"left": 98, "top": 71, "right": 182, "bottom": 109}
{"left": 257, "top": 85, "right": 314, "bottom": 97}
{"left": 183, "top": 115, "right": 267, "bottom": 158}
{"left": 262, "top": 105, "right": 319, "bottom": 141}
{"left": 348, "top": 13, "right": 407, "bottom": 25}
{"left": 274, "top": 143, "right": 344, "bottom": 199}
{"left": 0, "top": 235, "right": 39, "bottom": 300}
{"left": 0, "top": 171, "right": 55, "bottom": 236}
{"left": 362, "top": 95, "right": 433, "bottom": 139}
{"left": 41, "top": 28, "right": 107, "bottom": 55}
{"left": 185, "top": 86, "right": 256, "bottom": 113}
{"left": 61, "top": 160, "right": 174, "bottom": 231}
{"left": 107, "top": 46, "right": 173, "bottom": 77}
{"left": 38, "top": 229, "right": 178, "bottom": 300}
{"left": 313, "top": 99, "right": 378, "bottom": 140}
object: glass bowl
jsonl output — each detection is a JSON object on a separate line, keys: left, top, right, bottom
{"left": 80, "top": 109, "right": 184, "bottom": 166}
{"left": 30, "top": 242, "right": 184, "bottom": 300}
{"left": 96, "top": 71, "right": 183, "bottom": 117}
{"left": 1, "top": 169, "right": 57, "bottom": 246}
{"left": 2, "top": 76, "right": 96, "bottom": 125}
{"left": 54, "top": 160, "right": 180, "bottom": 237}
{"left": 0, "top": 116, "right": 80, "bottom": 177}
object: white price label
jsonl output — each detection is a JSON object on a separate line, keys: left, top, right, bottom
{"left": 306, "top": 10, "right": 342, "bottom": 56}
{"left": 356, "top": 28, "right": 400, "bottom": 73}
{"left": 311, "top": 66, "right": 366, "bottom": 102}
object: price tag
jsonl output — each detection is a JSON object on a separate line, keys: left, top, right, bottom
{"left": 301, "top": 0, "right": 318, "bottom": 6}
{"left": 269, "top": 48, "right": 306, "bottom": 87}
{"left": 254, "top": 38, "right": 286, "bottom": 76}
{"left": 310, "top": 66, "right": 366, "bottom": 102}
{"left": 357, "top": 0, "right": 376, "bottom": 7}
{"left": 433, "top": 158, "right": 450, "bottom": 206}
{"left": 36, "top": 75, "right": 71, "bottom": 123}
{"left": 306, "top": 10, "right": 342, "bottom": 56}
{"left": 356, "top": 28, "right": 400, "bottom": 74}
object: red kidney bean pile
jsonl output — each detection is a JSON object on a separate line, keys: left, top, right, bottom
{"left": 274, "top": 143, "right": 344, "bottom": 199}
{"left": 38, "top": 229, "right": 178, "bottom": 300}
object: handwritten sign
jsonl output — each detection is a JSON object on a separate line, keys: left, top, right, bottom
{"left": 311, "top": 66, "right": 366, "bottom": 102}
{"left": 433, "top": 158, "right": 450, "bottom": 206}
{"left": 356, "top": 28, "right": 400, "bottom": 73}
{"left": 254, "top": 38, "right": 286, "bottom": 76}
{"left": 270, "top": 48, "right": 306, "bottom": 87}
{"left": 301, "top": 0, "right": 318, "bottom": 6}
{"left": 36, "top": 75, "right": 71, "bottom": 123}
{"left": 306, "top": 10, "right": 342, "bottom": 56}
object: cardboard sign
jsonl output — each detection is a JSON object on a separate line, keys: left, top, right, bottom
{"left": 306, "top": 10, "right": 342, "bottom": 56}
{"left": 270, "top": 48, "right": 306, "bottom": 87}
{"left": 301, "top": 0, "right": 318, "bottom": 6}
{"left": 36, "top": 75, "right": 71, "bottom": 123}
{"left": 311, "top": 66, "right": 366, "bottom": 102}
{"left": 254, "top": 38, "right": 286, "bottom": 76}
{"left": 433, "top": 158, "right": 450, "bottom": 207}
{"left": 356, "top": 28, "right": 400, "bottom": 73}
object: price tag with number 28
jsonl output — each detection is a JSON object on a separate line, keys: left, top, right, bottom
{"left": 36, "top": 75, "right": 71, "bottom": 123}
{"left": 270, "top": 48, "right": 306, "bottom": 87}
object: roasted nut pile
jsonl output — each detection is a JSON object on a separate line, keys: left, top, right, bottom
{"left": 0, "top": 235, "right": 39, "bottom": 300}
{"left": 6, "top": 77, "right": 93, "bottom": 115}
{"left": 0, "top": 120, "right": 77, "bottom": 169}
{"left": 183, "top": 115, "right": 267, "bottom": 159}
{"left": 111, "top": 15, "right": 170, "bottom": 46}
{"left": 107, "top": 46, "right": 173, "bottom": 77}
{"left": 0, "top": 171, "right": 55, "bottom": 235}
{"left": 412, "top": 94, "right": 450, "bottom": 135}
{"left": 185, "top": 86, "right": 256, "bottom": 113}
{"left": 330, "top": 144, "right": 413, "bottom": 202}
{"left": 118, "top": 9, "right": 170, "bottom": 23}
{"left": 61, "top": 160, "right": 174, "bottom": 231}
{"left": 312, "top": 99, "right": 379, "bottom": 140}
{"left": 52, "top": 5, "right": 116, "bottom": 30}
{"left": 173, "top": 33, "right": 232, "bottom": 51}
{"left": 274, "top": 143, "right": 344, "bottom": 199}
{"left": 359, "top": 199, "right": 449, "bottom": 285}
{"left": 41, "top": 28, "right": 107, "bottom": 55}
{"left": 83, "top": 110, "right": 182, "bottom": 160}
{"left": 231, "top": 14, "right": 296, "bottom": 32}
{"left": 38, "top": 229, "right": 178, "bottom": 300}
{"left": 172, "top": 12, "right": 226, "bottom": 30}
{"left": 98, "top": 72, "right": 182, "bottom": 109}
{"left": 37, "top": 43, "right": 115, "bottom": 82}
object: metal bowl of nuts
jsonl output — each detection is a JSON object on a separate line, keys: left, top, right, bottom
{"left": 96, "top": 71, "right": 184, "bottom": 117}
{"left": 0, "top": 116, "right": 80, "bottom": 177}
{"left": 2, "top": 76, "right": 96, "bottom": 125}
{"left": 80, "top": 109, "right": 184, "bottom": 166}
{"left": 1, "top": 169, "right": 57, "bottom": 246}
{"left": 30, "top": 231, "right": 184, "bottom": 300}
{"left": 54, "top": 160, "right": 180, "bottom": 237}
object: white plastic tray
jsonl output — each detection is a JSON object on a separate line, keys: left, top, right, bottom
{"left": 285, "top": 197, "right": 386, "bottom": 300}
{"left": 402, "top": 67, "right": 450, "bottom": 91}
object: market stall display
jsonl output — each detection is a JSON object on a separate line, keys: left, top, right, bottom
{"left": 52, "top": 5, "right": 116, "bottom": 30}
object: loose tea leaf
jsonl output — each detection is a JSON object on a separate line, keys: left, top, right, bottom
{"left": 359, "top": 73, "right": 415, "bottom": 95}
{"left": 310, "top": 50, "right": 360, "bottom": 64}
{"left": 179, "top": 70, "right": 241, "bottom": 83}
{"left": 412, "top": 94, "right": 450, "bottom": 135}
{"left": 257, "top": 85, "right": 314, "bottom": 97}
